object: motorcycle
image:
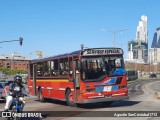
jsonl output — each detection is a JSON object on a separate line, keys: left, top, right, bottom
{"left": 6, "top": 86, "right": 25, "bottom": 120}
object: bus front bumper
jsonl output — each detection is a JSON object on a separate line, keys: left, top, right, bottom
{"left": 82, "top": 96, "right": 129, "bottom": 104}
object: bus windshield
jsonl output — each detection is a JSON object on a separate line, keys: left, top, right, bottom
{"left": 81, "top": 56, "right": 125, "bottom": 82}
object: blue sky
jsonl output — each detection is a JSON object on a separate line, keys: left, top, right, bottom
{"left": 0, "top": 0, "right": 159, "bottom": 58}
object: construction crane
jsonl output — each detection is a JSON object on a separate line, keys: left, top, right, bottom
{"left": 35, "top": 51, "right": 43, "bottom": 58}
{"left": 30, "top": 51, "right": 43, "bottom": 58}
{"left": 31, "top": 50, "right": 48, "bottom": 58}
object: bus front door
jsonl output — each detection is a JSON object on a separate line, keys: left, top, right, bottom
{"left": 73, "top": 60, "right": 80, "bottom": 103}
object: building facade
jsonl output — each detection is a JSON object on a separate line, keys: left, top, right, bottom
{"left": 0, "top": 53, "right": 32, "bottom": 70}
{"left": 128, "top": 15, "right": 148, "bottom": 63}
{"left": 149, "top": 28, "right": 160, "bottom": 64}
{"left": 136, "top": 15, "right": 148, "bottom": 43}
{"left": 148, "top": 27, "right": 160, "bottom": 73}
{"left": 151, "top": 27, "right": 160, "bottom": 48}
{"left": 128, "top": 40, "right": 148, "bottom": 62}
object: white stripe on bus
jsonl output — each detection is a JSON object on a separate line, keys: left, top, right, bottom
{"left": 28, "top": 86, "right": 74, "bottom": 91}
{"left": 47, "top": 87, "right": 53, "bottom": 90}
{"left": 112, "top": 93, "right": 125, "bottom": 96}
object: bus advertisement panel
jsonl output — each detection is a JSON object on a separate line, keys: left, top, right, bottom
{"left": 28, "top": 48, "right": 128, "bottom": 106}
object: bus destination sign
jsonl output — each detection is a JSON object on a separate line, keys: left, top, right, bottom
{"left": 82, "top": 48, "right": 123, "bottom": 56}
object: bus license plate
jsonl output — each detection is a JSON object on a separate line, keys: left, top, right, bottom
{"left": 103, "top": 86, "right": 112, "bottom": 92}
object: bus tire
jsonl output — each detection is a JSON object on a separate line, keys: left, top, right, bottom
{"left": 66, "top": 89, "right": 77, "bottom": 107}
{"left": 38, "top": 89, "right": 45, "bottom": 102}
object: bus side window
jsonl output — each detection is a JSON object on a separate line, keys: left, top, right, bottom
{"left": 115, "top": 58, "right": 121, "bottom": 68}
{"left": 74, "top": 60, "right": 80, "bottom": 74}
{"left": 59, "top": 58, "right": 69, "bottom": 76}
{"left": 37, "top": 62, "right": 43, "bottom": 76}
{"left": 69, "top": 57, "right": 73, "bottom": 77}
{"left": 30, "top": 64, "right": 33, "bottom": 77}
{"left": 43, "top": 61, "right": 50, "bottom": 76}
{"left": 51, "top": 59, "right": 58, "bottom": 76}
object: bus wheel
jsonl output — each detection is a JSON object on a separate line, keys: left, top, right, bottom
{"left": 38, "top": 89, "right": 45, "bottom": 102}
{"left": 66, "top": 89, "right": 77, "bottom": 107}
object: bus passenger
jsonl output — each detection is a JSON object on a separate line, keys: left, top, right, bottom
{"left": 108, "top": 60, "right": 116, "bottom": 75}
{"left": 105, "top": 61, "right": 110, "bottom": 75}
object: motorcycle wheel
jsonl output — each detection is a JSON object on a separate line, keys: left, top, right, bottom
{"left": 11, "top": 107, "right": 21, "bottom": 120}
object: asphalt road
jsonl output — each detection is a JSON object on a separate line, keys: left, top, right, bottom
{"left": 0, "top": 78, "right": 160, "bottom": 120}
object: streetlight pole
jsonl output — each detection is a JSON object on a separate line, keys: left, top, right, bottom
{"left": 0, "top": 37, "right": 23, "bottom": 46}
{"left": 102, "top": 29, "right": 127, "bottom": 47}
{"left": 115, "top": 43, "right": 124, "bottom": 48}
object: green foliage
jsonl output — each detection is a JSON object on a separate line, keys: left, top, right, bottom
{"left": 0, "top": 67, "right": 28, "bottom": 75}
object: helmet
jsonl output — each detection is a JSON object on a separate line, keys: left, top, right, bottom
{"left": 14, "top": 75, "right": 22, "bottom": 84}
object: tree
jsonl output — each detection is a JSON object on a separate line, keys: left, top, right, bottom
{"left": 0, "top": 67, "right": 28, "bottom": 75}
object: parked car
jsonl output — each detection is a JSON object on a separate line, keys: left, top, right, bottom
{"left": 1, "top": 80, "right": 14, "bottom": 100}
{"left": 0, "top": 79, "right": 7, "bottom": 83}
{"left": 149, "top": 73, "right": 157, "bottom": 78}
{"left": 0, "top": 83, "right": 4, "bottom": 99}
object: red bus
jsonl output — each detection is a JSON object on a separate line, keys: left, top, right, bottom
{"left": 28, "top": 48, "right": 128, "bottom": 107}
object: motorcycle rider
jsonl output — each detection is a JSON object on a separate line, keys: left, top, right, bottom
{"left": 4, "top": 75, "right": 27, "bottom": 112}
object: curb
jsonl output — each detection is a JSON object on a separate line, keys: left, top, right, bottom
{"left": 142, "top": 84, "right": 155, "bottom": 94}
{"left": 142, "top": 81, "right": 160, "bottom": 100}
